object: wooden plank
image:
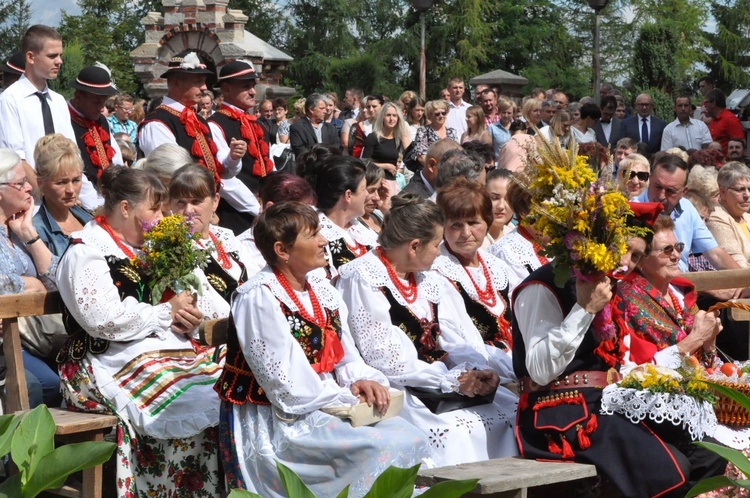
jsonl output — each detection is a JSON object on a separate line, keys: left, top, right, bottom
{"left": 682, "top": 269, "right": 750, "bottom": 292}
{"left": 416, "top": 458, "right": 597, "bottom": 495}
{"left": 81, "top": 432, "right": 104, "bottom": 498}
{"left": 730, "top": 300, "right": 750, "bottom": 321}
{"left": 199, "top": 318, "right": 228, "bottom": 346}
{"left": 49, "top": 409, "right": 118, "bottom": 435}
{"left": 3, "top": 317, "right": 29, "bottom": 413}
{"left": 0, "top": 291, "right": 62, "bottom": 319}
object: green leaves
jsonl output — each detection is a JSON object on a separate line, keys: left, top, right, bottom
{"left": 227, "top": 489, "right": 264, "bottom": 498}
{"left": 277, "top": 462, "right": 317, "bottom": 498}
{"left": 0, "top": 406, "right": 116, "bottom": 498}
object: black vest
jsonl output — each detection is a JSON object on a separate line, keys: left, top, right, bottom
{"left": 139, "top": 106, "right": 216, "bottom": 164}
{"left": 70, "top": 114, "right": 113, "bottom": 185}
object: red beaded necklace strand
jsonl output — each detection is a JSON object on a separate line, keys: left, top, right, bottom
{"left": 96, "top": 216, "right": 136, "bottom": 259}
{"left": 462, "top": 253, "right": 497, "bottom": 308}
{"left": 273, "top": 268, "right": 328, "bottom": 330}
{"left": 208, "top": 231, "right": 232, "bottom": 269}
{"left": 377, "top": 248, "right": 418, "bottom": 303}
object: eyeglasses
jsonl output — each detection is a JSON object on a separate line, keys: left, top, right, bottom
{"left": 117, "top": 106, "right": 134, "bottom": 114}
{"left": 629, "top": 171, "right": 650, "bottom": 182}
{"left": 727, "top": 186, "right": 750, "bottom": 195}
{"left": 0, "top": 177, "right": 29, "bottom": 191}
{"left": 654, "top": 242, "right": 685, "bottom": 256}
{"left": 433, "top": 111, "right": 447, "bottom": 117}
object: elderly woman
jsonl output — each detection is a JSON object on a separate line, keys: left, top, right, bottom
{"left": 687, "top": 164, "right": 720, "bottom": 205}
{"left": 410, "top": 100, "right": 459, "bottom": 167}
{"left": 216, "top": 201, "right": 431, "bottom": 498}
{"left": 336, "top": 194, "right": 519, "bottom": 466}
{"left": 433, "top": 179, "right": 517, "bottom": 351}
{"left": 0, "top": 148, "right": 60, "bottom": 408}
{"left": 362, "top": 102, "right": 411, "bottom": 193}
{"left": 706, "top": 162, "right": 750, "bottom": 268}
{"left": 134, "top": 142, "right": 194, "bottom": 184}
{"left": 169, "top": 164, "right": 257, "bottom": 299}
{"left": 315, "top": 156, "right": 380, "bottom": 277}
{"left": 616, "top": 153, "right": 650, "bottom": 199}
{"left": 56, "top": 167, "right": 226, "bottom": 497}
{"left": 32, "top": 134, "right": 93, "bottom": 257}
{"left": 489, "top": 179, "right": 550, "bottom": 294}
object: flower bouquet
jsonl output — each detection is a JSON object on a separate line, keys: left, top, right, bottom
{"left": 517, "top": 136, "right": 648, "bottom": 287}
{"left": 131, "top": 214, "right": 210, "bottom": 304}
{"left": 600, "top": 362, "right": 718, "bottom": 440}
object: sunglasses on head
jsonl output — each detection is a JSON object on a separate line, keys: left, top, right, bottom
{"left": 628, "top": 171, "right": 650, "bottom": 182}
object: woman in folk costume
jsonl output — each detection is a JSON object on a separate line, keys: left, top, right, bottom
{"left": 336, "top": 194, "right": 519, "bottom": 466}
{"left": 215, "top": 201, "right": 430, "bottom": 497}
{"left": 57, "top": 167, "right": 232, "bottom": 497}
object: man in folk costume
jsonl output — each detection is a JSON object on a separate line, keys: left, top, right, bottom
{"left": 138, "top": 50, "right": 246, "bottom": 188}
{"left": 68, "top": 64, "right": 124, "bottom": 185}
{"left": 208, "top": 60, "right": 274, "bottom": 234}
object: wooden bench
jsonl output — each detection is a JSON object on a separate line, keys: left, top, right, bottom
{"left": 0, "top": 291, "right": 118, "bottom": 498}
{"left": 416, "top": 457, "right": 597, "bottom": 498}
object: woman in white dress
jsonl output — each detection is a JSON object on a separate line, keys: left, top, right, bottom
{"left": 56, "top": 167, "right": 227, "bottom": 497}
{"left": 489, "top": 179, "right": 551, "bottom": 295}
{"left": 314, "top": 155, "right": 380, "bottom": 278}
{"left": 216, "top": 201, "right": 430, "bottom": 497}
{"left": 433, "top": 179, "right": 518, "bottom": 352}
{"left": 336, "top": 194, "right": 519, "bottom": 466}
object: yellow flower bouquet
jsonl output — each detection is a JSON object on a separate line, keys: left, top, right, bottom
{"left": 131, "top": 214, "right": 210, "bottom": 305}
{"left": 518, "top": 136, "right": 646, "bottom": 287}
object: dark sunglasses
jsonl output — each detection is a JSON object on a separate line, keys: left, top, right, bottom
{"left": 628, "top": 171, "right": 650, "bottom": 182}
{"left": 654, "top": 242, "right": 685, "bottom": 256}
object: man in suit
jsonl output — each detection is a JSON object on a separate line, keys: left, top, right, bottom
{"left": 289, "top": 93, "right": 340, "bottom": 156}
{"left": 401, "top": 139, "right": 461, "bottom": 199}
{"left": 619, "top": 93, "right": 666, "bottom": 154}
{"left": 593, "top": 95, "right": 621, "bottom": 149}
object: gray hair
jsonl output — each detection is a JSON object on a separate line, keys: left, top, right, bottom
{"left": 541, "top": 99, "right": 556, "bottom": 110}
{"left": 435, "top": 149, "right": 483, "bottom": 188}
{"left": 717, "top": 161, "right": 750, "bottom": 189}
{"left": 567, "top": 102, "right": 582, "bottom": 114}
{"left": 133, "top": 143, "right": 194, "bottom": 178}
{"left": 0, "top": 148, "right": 21, "bottom": 183}
{"left": 305, "top": 93, "right": 327, "bottom": 113}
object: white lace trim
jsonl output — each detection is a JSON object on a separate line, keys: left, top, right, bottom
{"left": 487, "top": 229, "right": 546, "bottom": 270}
{"left": 73, "top": 220, "right": 141, "bottom": 259}
{"left": 600, "top": 385, "right": 717, "bottom": 440}
{"left": 207, "top": 225, "right": 243, "bottom": 254}
{"left": 238, "top": 267, "right": 341, "bottom": 312}
{"left": 338, "top": 251, "right": 444, "bottom": 307}
{"left": 432, "top": 246, "right": 510, "bottom": 305}
{"left": 319, "top": 213, "right": 378, "bottom": 248}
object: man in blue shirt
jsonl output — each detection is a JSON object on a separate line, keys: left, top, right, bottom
{"left": 633, "top": 154, "right": 739, "bottom": 272}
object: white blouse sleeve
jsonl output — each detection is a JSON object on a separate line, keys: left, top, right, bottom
{"left": 336, "top": 273, "right": 462, "bottom": 393}
{"left": 514, "top": 283, "right": 594, "bottom": 385}
{"left": 56, "top": 242, "right": 172, "bottom": 341}
{"left": 232, "top": 284, "right": 360, "bottom": 415}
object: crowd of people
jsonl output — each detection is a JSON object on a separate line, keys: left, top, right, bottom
{"left": 1, "top": 22, "right": 750, "bottom": 498}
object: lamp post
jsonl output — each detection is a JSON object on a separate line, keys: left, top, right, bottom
{"left": 587, "top": 0, "right": 610, "bottom": 104}
{"left": 413, "top": 0, "right": 435, "bottom": 100}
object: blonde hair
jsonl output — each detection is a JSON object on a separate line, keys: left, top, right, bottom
{"left": 665, "top": 147, "right": 689, "bottom": 162}
{"left": 33, "top": 134, "right": 83, "bottom": 181}
{"left": 425, "top": 99, "right": 449, "bottom": 118}
{"left": 686, "top": 164, "right": 719, "bottom": 199}
{"left": 522, "top": 98, "right": 541, "bottom": 123}
{"left": 373, "top": 102, "right": 409, "bottom": 150}
{"left": 465, "top": 105, "right": 486, "bottom": 134}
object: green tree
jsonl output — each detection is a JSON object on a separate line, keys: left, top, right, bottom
{"left": 0, "top": 0, "right": 32, "bottom": 62}
{"left": 227, "top": 0, "right": 290, "bottom": 47}
{"left": 631, "top": 23, "right": 680, "bottom": 95}
{"left": 703, "top": 0, "right": 750, "bottom": 92}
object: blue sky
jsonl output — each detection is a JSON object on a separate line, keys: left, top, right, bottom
{"left": 31, "top": 2, "right": 80, "bottom": 27}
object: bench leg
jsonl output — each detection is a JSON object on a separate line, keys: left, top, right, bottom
{"left": 81, "top": 432, "right": 104, "bottom": 498}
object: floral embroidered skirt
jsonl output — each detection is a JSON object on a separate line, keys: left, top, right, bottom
{"left": 60, "top": 356, "right": 223, "bottom": 498}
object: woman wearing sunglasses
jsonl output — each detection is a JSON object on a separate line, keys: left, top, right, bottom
{"left": 616, "top": 153, "right": 650, "bottom": 199}
{"left": 408, "top": 100, "right": 458, "bottom": 167}
{"left": 613, "top": 215, "right": 722, "bottom": 372}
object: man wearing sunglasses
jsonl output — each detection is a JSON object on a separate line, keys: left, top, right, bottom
{"left": 660, "top": 95, "right": 712, "bottom": 152}
{"left": 633, "top": 154, "right": 740, "bottom": 272}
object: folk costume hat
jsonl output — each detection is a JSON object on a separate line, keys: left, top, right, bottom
{"left": 0, "top": 52, "right": 25, "bottom": 76}
{"left": 627, "top": 202, "right": 663, "bottom": 228}
{"left": 69, "top": 63, "right": 118, "bottom": 96}
{"left": 160, "top": 50, "right": 214, "bottom": 78}
{"left": 217, "top": 60, "right": 259, "bottom": 82}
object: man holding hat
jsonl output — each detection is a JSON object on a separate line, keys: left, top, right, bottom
{"left": 138, "top": 50, "right": 245, "bottom": 186}
{"left": 1, "top": 52, "right": 25, "bottom": 89}
{"left": 68, "top": 64, "right": 123, "bottom": 185}
{"left": 0, "top": 25, "right": 100, "bottom": 210}
{"left": 203, "top": 60, "right": 271, "bottom": 233}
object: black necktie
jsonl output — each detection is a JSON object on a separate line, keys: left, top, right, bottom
{"left": 36, "top": 91, "right": 54, "bottom": 135}
{"left": 641, "top": 117, "right": 649, "bottom": 144}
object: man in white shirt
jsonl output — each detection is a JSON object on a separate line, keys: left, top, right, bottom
{"left": 445, "top": 77, "right": 471, "bottom": 137}
{"left": 0, "top": 25, "right": 101, "bottom": 209}
{"left": 661, "top": 95, "right": 712, "bottom": 151}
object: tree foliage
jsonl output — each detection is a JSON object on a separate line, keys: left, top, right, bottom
{"left": 703, "top": 0, "right": 750, "bottom": 92}
{"left": 632, "top": 23, "right": 680, "bottom": 95}
{"left": 0, "top": 0, "right": 32, "bottom": 62}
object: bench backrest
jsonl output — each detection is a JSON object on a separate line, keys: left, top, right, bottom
{"left": 0, "top": 291, "right": 63, "bottom": 413}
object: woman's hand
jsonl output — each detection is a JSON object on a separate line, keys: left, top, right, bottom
{"left": 21, "top": 276, "right": 46, "bottom": 293}
{"left": 677, "top": 310, "right": 722, "bottom": 355}
{"left": 576, "top": 276, "right": 612, "bottom": 314}
{"left": 378, "top": 163, "right": 398, "bottom": 177}
{"left": 351, "top": 380, "right": 390, "bottom": 414}
{"left": 458, "top": 370, "right": 499, "bottom": 397}
{"left": 168, "top": 291, "right": 203, "bottom": 334}
{"left": 7, "top": 201, "right": 36, "bottom": 241}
